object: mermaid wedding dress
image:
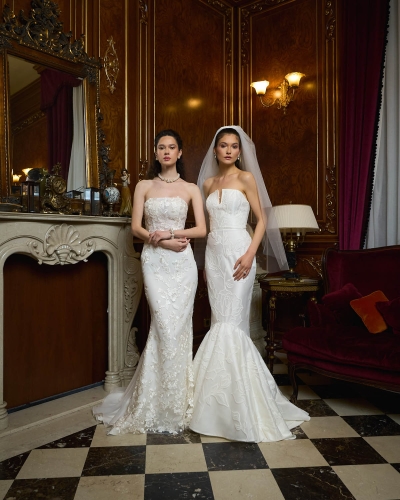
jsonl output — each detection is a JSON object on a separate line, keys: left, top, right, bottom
{"left": 190, "top": 189, "right": 310, "bottom": 442}
{"left": 93, "top": 197, "right": 197, "bottom": 435}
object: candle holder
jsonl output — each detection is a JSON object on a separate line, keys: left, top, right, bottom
{"left": 22, "top": 168, "right": 33, "bottom": 181}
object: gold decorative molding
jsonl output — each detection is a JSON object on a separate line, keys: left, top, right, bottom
{"left": 323, "top": 164, "right": 337, "bottom": 234}
{"left": 0, "top": 1, "right": 99, "bottom": 68}
{"left": 201, "top": 0, "right": 232, "bottom": 66}
{"left": 27, "top": 223, "right": 95, "bottom": 265}
{"left": 104, "top": 36, "right": 119, "bottom": 94}
{"left": 325, "top": 0, "right": 336, "bottom": 40}
{"left": 200, "top": 0, "right": 234, "bottom": 123}
{"left": 240, "top": 0, "right": 292, "bottom": 67}
{"left": 323, "top": 0, "right": 338, "bottom": 235}
{"left": 138, "top": 160, "right": 148, "bottom": 181}
{"left": 139, "top": 0, "right": 148, "bottom": 25}
{"left": 12, "top": 111, "right": 46, "bottom": 133}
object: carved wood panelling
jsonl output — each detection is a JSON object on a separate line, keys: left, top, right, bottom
{"left": 97, "top": 0, "right": 125, "bottom": 182}
{"left": 138, "top": 0, "right": 151, "bottom": 183}
{"left": 240, "top": 0, "right": 338, "bottom": 245}
{"left": 153, "top": 0, "right": 234, "bottom": 183}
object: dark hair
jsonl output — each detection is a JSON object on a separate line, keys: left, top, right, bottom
{"left": 214, "top": 127, "right": 242, "bottom": 169}
{"left": 146, "top": 129, "right": 186, "bottom": 180}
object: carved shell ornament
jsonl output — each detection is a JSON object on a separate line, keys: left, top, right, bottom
{"left": 28, "top": 223, "right": 95, "bottom": 265}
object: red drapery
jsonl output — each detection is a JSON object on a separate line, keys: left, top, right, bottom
{"left": 41, "top": 69, "right": 82, "bottom": 181}
{"left": 339, "top": 0, "right": 389, "bottom": 249}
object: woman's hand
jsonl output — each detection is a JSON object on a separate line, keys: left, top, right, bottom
{"left": 148, "top": 230, "right": 171, "bottom": 246}
{"left": 159, "top": 238, "right": 190, "bottom": 253}
{"left": 233, "top": 251, "right": 255, "bottom": 281}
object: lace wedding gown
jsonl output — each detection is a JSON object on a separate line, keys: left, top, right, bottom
{"left": 190, "top": 189, "right": 310, "bottom": 442}
{"left": 93, "top": 197, "right": 197, "bottom": 435}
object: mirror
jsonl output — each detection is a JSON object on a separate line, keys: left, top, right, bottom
{"left": 0, "top": 1, "right": 110, "bottom": 201}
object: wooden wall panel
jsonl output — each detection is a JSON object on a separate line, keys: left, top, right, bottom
{"left": 97, "top": 0, "right": 125, "bottom": 182}
{"left": 240, "top": 0, "right": 339, "bottom": 276}
{"left": 154, "top": 0, "right": 234, "bottom": 183}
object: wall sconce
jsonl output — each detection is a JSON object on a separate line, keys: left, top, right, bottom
{"left": 250, "top": 72, "right": 305, "bottom": 114}
{"left": 272, "top": 204, "right": 319, "bottom": 279}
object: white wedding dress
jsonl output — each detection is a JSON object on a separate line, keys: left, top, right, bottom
{"left": 93, "top": 197, "right": 197, "bottom": 435}
{"left": 190, "top": 189, "right": 310, "bottom": 442}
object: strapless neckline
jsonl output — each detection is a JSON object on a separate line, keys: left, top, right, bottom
{"left": 207, "top": 188, "right": 248, "bottom": 205}
{"left": 145, "top": 196, "right": 188, "bottom": 207}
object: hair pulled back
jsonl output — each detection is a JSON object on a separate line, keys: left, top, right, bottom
{"left": 146, "top": 129, "right": 186, "bottom": 180}
{"left": 214, "top": 127, "right": 242, "bottom": 169}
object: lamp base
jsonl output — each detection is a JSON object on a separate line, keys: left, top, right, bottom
{"left": 282, "top": 270, "right": 300, "bottom": 280}
{"left": 283, "top": 250, "right": 299, "bottom": 279}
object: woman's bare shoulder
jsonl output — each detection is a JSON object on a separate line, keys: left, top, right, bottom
{"left": 238, "top": 170, "right": 255, "bottom": 185}
{"left": 203, "top": 176, "right": 216, "bottom": 188}
{"left": 181, "top": 180, "right": 201, "bottom": 195}
{"left": 134, "top": 179, "right": 153, "bottom": 194}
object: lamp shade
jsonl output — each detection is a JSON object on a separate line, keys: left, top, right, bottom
{"left": 284, "top": 72, "right": 305, "bottom": 87}
{"left": 272, "top": 204, "right": 319, "bottom": 232}
{"left": 250, "top": 80, "right": 269, "bottom": 95}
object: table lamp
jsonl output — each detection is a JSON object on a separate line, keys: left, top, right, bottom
{"left": 272, "top": 204, "right": 319, "bottom": 279}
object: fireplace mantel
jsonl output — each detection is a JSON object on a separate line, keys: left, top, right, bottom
{"left": 0, "top": 213, "right": 143, "bottom": 430}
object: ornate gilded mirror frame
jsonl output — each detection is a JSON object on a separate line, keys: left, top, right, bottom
{"left": 0, "top": 0, "right": 110, "bottom": 198}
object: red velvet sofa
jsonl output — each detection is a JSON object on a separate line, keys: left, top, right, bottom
{"left": 282, "top": 245, "right": 400, "bottom": 403}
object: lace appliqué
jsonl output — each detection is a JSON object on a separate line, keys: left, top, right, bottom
{"left": 105, "top": 197, "right": 197, "bottom": 435}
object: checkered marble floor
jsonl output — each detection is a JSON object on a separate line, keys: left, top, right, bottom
{"left": 1, "top": 355, "right": 400, "bottom": 500}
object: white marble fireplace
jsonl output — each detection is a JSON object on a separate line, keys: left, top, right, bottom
{"left": 0, "top": 213, "right": 143, "bottom": 430}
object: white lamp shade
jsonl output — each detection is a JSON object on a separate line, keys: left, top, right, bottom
{"left": 284, "top": 72, "right": 305, "bottom": 87}
{"left": 272, "top": 204, "right": 319, "bottom": 232}
{"left": 250, "top": 80, "right": 269, "bottom": 95}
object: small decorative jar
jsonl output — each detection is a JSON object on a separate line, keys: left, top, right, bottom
{"left": 103, "top": 184, "right": 120, "bottom": 216}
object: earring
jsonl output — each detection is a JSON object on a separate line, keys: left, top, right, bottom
{"left": 237, "top": 155, "right": 240, "bottom": 161}
{"left": 214, "top": 153, "right": 217, "bottom": 159}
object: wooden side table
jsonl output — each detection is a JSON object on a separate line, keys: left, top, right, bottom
{"left": 258, "top": 277, "right": 320, "bottom": 373}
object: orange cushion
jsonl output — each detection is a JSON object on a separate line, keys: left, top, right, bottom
{"left": 350, "top": 291, "right": 389, "bottom": 334}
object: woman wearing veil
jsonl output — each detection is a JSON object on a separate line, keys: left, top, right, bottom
{"left": 190, "top": 126, "right": 310, "bottom": 442}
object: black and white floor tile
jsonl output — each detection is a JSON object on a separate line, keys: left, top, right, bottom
{"left": 1, "top": 354, "right": 400, "bottom": 500}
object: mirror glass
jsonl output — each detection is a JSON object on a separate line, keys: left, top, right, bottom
{"left": 8, "top": 54, "right": 87, "bottom": 191}
{"left": 0, "top": 0, "right": 108, "bottom": 203}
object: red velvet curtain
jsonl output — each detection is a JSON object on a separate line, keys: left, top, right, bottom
{"left": 339, "top": 0, "right": 389, "bottom": 250}
{"left": 41, "top": 69, "right": 82, "bottom": 180}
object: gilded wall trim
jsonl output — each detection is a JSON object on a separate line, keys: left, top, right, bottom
{"left": 240, "top": 0, "right": 293, "bottom": 67}
{"left": 12, "top": 111, "right": 46, "bottom": 133}
{"left": 0, "top": 2, "right": 99, "bottom": 68}
{"left": 139, "top": 0, "right": 148, "bottom": 25}
{"left": 325, "top": 0, "right": 336, "bottom": 40}
{"left": 201, "top": 0, "right": 233, "bottom": 66}
{"left": 104, "top": 36, "right": 119, "bottom": 94}
{"left": 322, "top": 0, "right": 338, "bottom": 235}
{"left": 139, "top": 0, "right": 149, "bottom": 180}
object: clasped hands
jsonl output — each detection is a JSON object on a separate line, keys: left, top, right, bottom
{"left": 148, "top": 230, "right": 189, "bottom": 252}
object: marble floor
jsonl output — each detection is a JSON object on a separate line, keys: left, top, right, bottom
{"left": 1, "top": 354, "right": 400, "bottom": 500}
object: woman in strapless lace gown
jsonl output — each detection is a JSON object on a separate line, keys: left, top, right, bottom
{"left": 190, "top": 126, "right": 310, "bottom": 442}
{"left": 93, "top": 129, "right": 206, "bottom": 435}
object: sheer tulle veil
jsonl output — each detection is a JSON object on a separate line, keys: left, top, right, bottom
{"left": 194, "top": 125, "right": 288, "bottom": 273}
